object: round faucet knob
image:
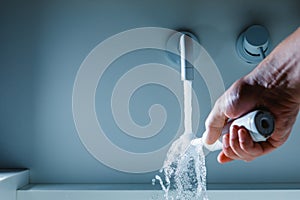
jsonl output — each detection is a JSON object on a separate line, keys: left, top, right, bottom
{"left": 243, "top": 25, "right": 269, "bottom": 56}
{"left": 236, "top": 25, "right": 270, "bottom": 64}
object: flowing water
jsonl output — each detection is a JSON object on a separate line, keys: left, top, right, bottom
{"left": 153, "top": 80, "right": 209, "bottom": 200}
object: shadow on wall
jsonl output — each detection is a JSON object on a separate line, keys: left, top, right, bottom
{"left": 0, "top": 1, "right": 41, "bottom": 168}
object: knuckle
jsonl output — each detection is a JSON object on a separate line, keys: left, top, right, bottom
{"left": 223, "top": 147, "right": 235, "bottom": 158}
{"left": 240, "top": 141, "right": 251, "bottom": 151}
{"left": 230, "top": 139, "right": 239, "bottom": 149}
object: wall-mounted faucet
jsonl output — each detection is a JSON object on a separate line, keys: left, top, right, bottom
{"left": 166, "top": 31, "right": 198, "bottom": 80}
{"left": 179, "top": 34, "right": 194, "bottom": 81}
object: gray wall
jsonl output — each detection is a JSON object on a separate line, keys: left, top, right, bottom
{"left": 1, "top": 0, "right": 300, "bottom": 185}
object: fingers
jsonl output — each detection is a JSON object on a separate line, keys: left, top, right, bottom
{"left": 217, "top": 126, "right": 265, "bottom": 164}
{"left": 217, "top": 134, "right": 234, "bottom": 163}
{"left": 238, "top": 128, "right": 264, "bottom": 155}
{"left": 204, "top": 79, "right": 256, "bottom": 146}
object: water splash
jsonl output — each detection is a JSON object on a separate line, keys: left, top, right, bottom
{"left": 155, "top": 138, "right": 208, "bottom": 200}
{"left": 154, "top": 81, "right": 209, "bottom": 200}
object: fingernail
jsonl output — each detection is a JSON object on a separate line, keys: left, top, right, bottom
{"left": 230, "top": 125, "right": 239, "bottom": 131}
{"left": 223, "top": 134, "right": 229, "bottom": 148}
{"left": 238, "top": 129, "right": 246, "bottom": 143}
{"left": 238, "top": 129, "right": 249, "bottom": 142}
{"left": 230, "top": 125, "right": 238, "bottom": 140}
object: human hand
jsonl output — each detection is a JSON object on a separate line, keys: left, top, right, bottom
{"left": 205, "top": 27, "right": 300, "bottom": 163}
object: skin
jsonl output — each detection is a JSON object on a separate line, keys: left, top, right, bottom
{"left": 205, "top": 27, "right": 300, "bottom": 163}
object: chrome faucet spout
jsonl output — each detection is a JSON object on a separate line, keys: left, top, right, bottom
{"left": 179, "top": 34, "right": 194, "bottom": 81}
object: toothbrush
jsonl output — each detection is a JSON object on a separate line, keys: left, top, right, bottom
{"left": 191, "top": 110, "right": 275, "bottom": 155}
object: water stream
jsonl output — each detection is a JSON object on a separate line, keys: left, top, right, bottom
{"left": 153, "top": 80, "right": 209, "bottom": 200}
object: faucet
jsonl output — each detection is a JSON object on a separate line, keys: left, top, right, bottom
{"left": 179, "top": 34, "right": 194, "bottom": 81}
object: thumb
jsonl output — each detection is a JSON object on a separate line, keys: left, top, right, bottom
{"left": 204, "top": 98, "right": 227, "bottom": 145}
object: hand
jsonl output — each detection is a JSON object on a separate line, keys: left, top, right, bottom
{"left": 205, "top": 27, "right": 300, "bottom": 163}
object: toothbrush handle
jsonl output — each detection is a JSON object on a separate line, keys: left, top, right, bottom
{"left": 223, "top": 110, "right": 274, "bottom": 142}
{"left": 201, "top": 110, "right": 275, "bottom": 153}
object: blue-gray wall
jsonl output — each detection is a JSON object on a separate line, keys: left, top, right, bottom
{"left": 1, "top": 0, "right": 300, "bottom": 185}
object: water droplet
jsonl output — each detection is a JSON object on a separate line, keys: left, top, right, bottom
{"left": 152, "top": 178, "right": 156, "bottom": 185}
